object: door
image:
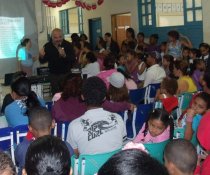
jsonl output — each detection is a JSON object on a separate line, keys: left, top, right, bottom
{"left": 89, "top": 18, "right": 102, "bottom": 50}
{"left": 111, "top": 13, "right": 131, "bottom": 47}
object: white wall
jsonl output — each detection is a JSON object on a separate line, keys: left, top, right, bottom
{"left": 36, "top": 0, "right": 210, "bottom": 47}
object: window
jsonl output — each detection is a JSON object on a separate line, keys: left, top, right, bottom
{"left": 140, "top": 0, "right": 152, "bottom": 26}
{"left": 156, "top": 0, "right": 184, "bottom": 27}
{"left": 59, "top": 7, "right": 83, "bottom": 36}
{"left": 186, "top": 0, "right": 202, "bottom": 22}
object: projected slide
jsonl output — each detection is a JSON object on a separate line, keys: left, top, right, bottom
{"left": 0, "top": 17, "right": 24, "bottom": 59}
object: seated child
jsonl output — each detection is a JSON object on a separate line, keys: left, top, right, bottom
{"left": 0, "top": 151, "right": 16, "bottom": 175}
{"left": 23, "top": 135, "right": 71, "bottom": 175}
{"left": 15, "top": 106, "right": 73, "bottom": 175}
{"left": 192, "top": 59, "right": 205, "bottom": 90}
{"left": 155, "top": 77, "right": 178, "bottom": 114}
{"left": 98, "top": 149, "right": 168, "bottom": 175}
{"left": 136, "top": 52, "right": 146, "bottom": 85}
{"left": 164, "top": 139, "right": 197, "bottom": 175}
{"left": 162, "top": 54, "right": 175, "bottom": 78}
{"left": 133, "top": 108, "right": 174, "bottom": 143}
{"left": 184, "top": 92, "right": 210, "bottom": 142}
{"left": 116, "top": 54, "right": 127, "bottom": 72}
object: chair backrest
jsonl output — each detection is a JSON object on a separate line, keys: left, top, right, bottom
{"left": 56, "top": 121, "right": 71, "bottom": 141}
{"left": 143, "top": 140, "right": 169, "bottom": 163}
{"left": 179, "top": 93, "right": 193, "bottom": 111}
{"left": 134, "top": 103, "right": 154, "bottom": 136}
{"left": 0, "top": 127, "right": 15, "bottom": 164}
{"left": 173, "top": 127, "right": 185, "bottom": 139}
{"left": 146, "top": 83, "right": 161, "bottom": 104}
{"left": 71, "top": 149, "right": 121, "bottom": 175}
{"left": 13, "top": 125, "right": 29, "bottom": 144}
{"left": 129, "top": 87, "right": 147, "bottom": 105}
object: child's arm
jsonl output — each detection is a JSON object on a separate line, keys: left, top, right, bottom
{"left": 184, "top": 108, "right": 195, "bottom": 140}
{"left": 137, "top": 62, "right": 146, "bottom": 75}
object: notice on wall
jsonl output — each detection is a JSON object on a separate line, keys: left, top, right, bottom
{"left": 0, "top": 17, "right": 24, "bottom": 59}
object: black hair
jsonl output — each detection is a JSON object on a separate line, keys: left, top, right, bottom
{"left": 98, "top": 36, "right": 106, "bottom": 48}
{"left": 174, "top": 60, "right": 189, "bottom": 76}
{"left": 25, "top": 135, "right": 71, "bottom": 175}
{"left": 105, "top": 32, "right": 112, "bottom": 37}
{"left": 28, "top": 106, "right": 52, "bottom": 131}
{"left": 86, "top": 52, "right": 97, "bottom": 63}
{"left": 80, "top": 33, "right": 88, "bottom": 41}
{"left": 199, "top": 43, "right": 210, "bottom": 50}
{"left": 136, "top": 52, "right": 147, "bottom": 62}
{"left": 11, "top": 77, "right": 41, "bottom": 115}
{"left": 82, "top": 76, "right": 107, "bottom": 106}
{"left": 168, "top": 30, "right": 180, "bottom": 40}
{"left": 71, "top": 33, "right": 80, "bottom": 43}
{"left": 137, "top": 32, "right": 145, "bottom": 38}
{"left": 103, "top": 54, "right": 116, "bottom": 70}
{"left": 161, "top": 41, "right": 167, "bottom": 46}
{"left": 0, "top": 152, "right": 16, "bottom": 175}
{"left": 83, "top": 41, "right": 92, "bottom": 50}
{"left": 163, "top": 54, "right": 174, "bottom": 73}
{"left": 161, "top": 77, "right": 178, "bottom": 96}
{"left": 21, "top": 38, "right": 30, "bottom": 47}
{"left": 150, "top": 34, "right": 159, "bottom": 41}
{"left": 182, "top": 46, "right": 190, "bottom": 52}
{"left": 164, "top": 139, "right": 197, "bottom": 174}
{"left": 195, "top": 92, "right": 210, "bottom": 109}
{"left": 126, "top": 27, "right": 135, "bottom": 39}
{"left": 98, "top": 149, "right": 169, "bottom": 175}
{"left": 190, "top": 48, "right": 201, "bottom": 57}
{"left": 143, "top": 108, "right": 174, "bottom": 140}
{"left": 203, "top": 71, "right": 210, "bottom": 89}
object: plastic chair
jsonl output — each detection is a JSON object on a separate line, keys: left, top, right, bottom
{"left": 0, "top": 127, "right": 15, "bottom": 164}
{"left": 143, "top": 140, "right": 169, "bottom": 163}
{"left": 129, "top": 87, "right": 147, "bottom": 105}
{"left": 45, "top": 101, "right": 53, "bottom": 112}
{"left": 133, "top": 103, "right": 154, "bottom": 138}
{"left": 56, "top": 121, "right": 71, "bottom": 141}
{"left": 145, "top": 83, "right": 161, "bottom": 104}
{"left": 13, "top": 125, "right": 29, "bottom": 144}
{"left": 71, "top": 148, "right": 121, "bottom": 175}
{"left": 173, "top": 127, "right": 185, "bottom": 139}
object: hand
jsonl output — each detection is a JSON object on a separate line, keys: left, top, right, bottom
{"left": 39, "top": 48, "right": 45, "bottom": 58}
{"left": 58, "top": 47, "right": 66, "bottom": 57}
{"left": 186, "top": 108, "right": 196, "bottom": 117}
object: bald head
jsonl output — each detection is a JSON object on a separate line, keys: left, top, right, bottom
{"left": 51, "top": 28, "right": 63, "bottom": 46}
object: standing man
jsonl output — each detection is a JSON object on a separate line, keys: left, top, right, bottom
{"left": 39, "top": 28, "right": 76, "bottom": 95}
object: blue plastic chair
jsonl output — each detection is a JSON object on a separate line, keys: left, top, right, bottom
{"left": 129, "top": 87, "right": 147, "bottom": 105}
{"left": 146, "top": 83, "right": 161, "bottom": 103}
{"left": 56, "top": 121, "right": 71, "bottom": 141}
{"left": 71, "top": 148, "right": 121, "bottom": 175}
{"left": 45, "top": 101, "right": 53, "bottom": 112}
{"left": 0, "top": 127, "right": 15, "bottom": 164}
{"left": 13, "top": 125, "right": 28, "bottom": 144}
{"left": 144, "top": 140, "right": 169, "bottom": 163}
{"left": 134, "top": 103, "right": 154, "bottom": 136}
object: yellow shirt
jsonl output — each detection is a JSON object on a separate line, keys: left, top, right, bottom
{"left": 178, "top": 76, "right": 197, "bottom": 93}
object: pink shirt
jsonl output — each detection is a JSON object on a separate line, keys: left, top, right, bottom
{"left": 133, "top": 123, "right": 170, "bottom": 143}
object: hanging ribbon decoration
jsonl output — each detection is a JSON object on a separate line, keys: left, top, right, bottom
{"left": 75, "top": 0, "right": 104, "bottom": 10}
{"left": 42, "top": 0, "right": 70, "bottom": 8}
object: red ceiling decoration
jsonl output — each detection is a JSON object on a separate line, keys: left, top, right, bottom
{"left": 75, "top": 0, "right": 104, "bottom": 10}
{"left": 42, "top": 0, "right": 70, "bottom": 8}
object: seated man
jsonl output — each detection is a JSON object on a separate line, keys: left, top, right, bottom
{"left": 15, "top": 107, "right": 73, "bottom": 175}
{"left": 23, "top": 135, "right": 71, "bottom": 175}
{"left": 66, "top": 77, "right": 126, "bottom": 156}
{"left": 164, "top": 139, "right": 197, "bottom": 175}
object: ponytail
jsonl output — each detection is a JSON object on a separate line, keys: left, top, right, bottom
{"left": 169, "top": 115, "right": 174, "bottom": 140}
{"left": 25, "top": 91, "right": 41, "bottom": 115}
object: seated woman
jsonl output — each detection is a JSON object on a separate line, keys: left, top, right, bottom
{"left": 52, "top": 74, "right": 86, "bottom": 122}
{"left": 102, "top": 72, "right": 133, "bottom": 113}
{"left": 173, "top": 60, "right": 197, "bottom": 94}
{"left": 81, "top": 52, "right": 100, "bottom": 78}
{"left": 5, "top": 77, "right": 45, "bottom": 127}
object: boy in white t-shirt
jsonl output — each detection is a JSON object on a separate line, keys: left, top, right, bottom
{"left": 66, "top": 77, "right": 126, "bottom": 156}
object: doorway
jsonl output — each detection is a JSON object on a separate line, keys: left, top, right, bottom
{"left": 89, "top": 18, "right": 102, "bottom": 50}
{"left": 111, "top": 13, "right": 131, "bottom": 47}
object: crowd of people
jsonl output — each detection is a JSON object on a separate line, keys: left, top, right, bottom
{"left": 0, "top": 26, "right": 210, "bottom": 175}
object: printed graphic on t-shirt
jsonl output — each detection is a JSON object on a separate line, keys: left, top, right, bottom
{"left": 80, "top": 114, "right": 118, "bottom": 141}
